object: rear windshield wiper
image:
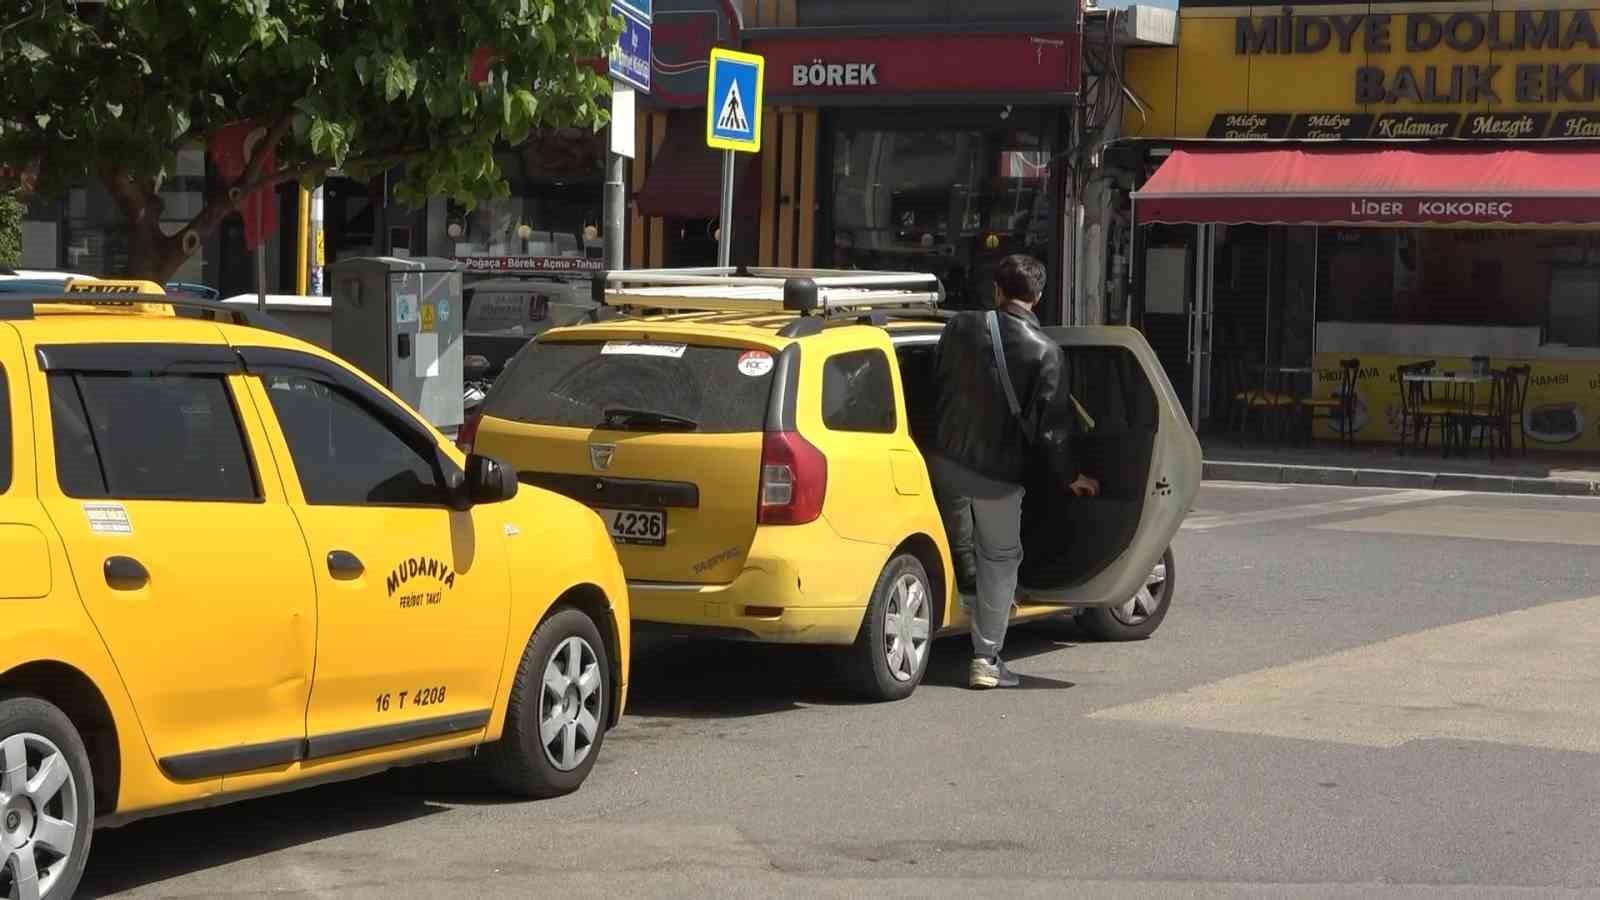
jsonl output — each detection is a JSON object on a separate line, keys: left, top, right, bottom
{"left": 601, "top": 407, "right": 700, "bottom": 432}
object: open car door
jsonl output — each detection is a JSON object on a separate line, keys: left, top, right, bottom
{"left": 1014, "top": 326, "right": 1201, "bottom": 614}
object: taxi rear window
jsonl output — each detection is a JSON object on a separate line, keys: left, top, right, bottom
{"left": 483, "top": 339, "right": 775, "bottom": 433}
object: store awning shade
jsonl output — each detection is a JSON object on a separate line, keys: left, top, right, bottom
{"left": 634, "top": 125, "right": 761, "bottom": 221}
{"left": 1134, "top": 146, "right": 1600, "bottom": 227}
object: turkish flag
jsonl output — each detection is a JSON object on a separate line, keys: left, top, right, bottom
{"left": 208, "top": 122, "right": 278, "bottom": 252}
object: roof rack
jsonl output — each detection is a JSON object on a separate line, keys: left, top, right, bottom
{"left": 592, "top": 266, "right": 944, "bottom": 318}
{"left": 0, "top": 293, "right": 294, "bottom": 336}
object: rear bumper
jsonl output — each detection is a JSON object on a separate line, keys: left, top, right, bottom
{"left": 629, "top": 559, "right": 867, "bottom": 645}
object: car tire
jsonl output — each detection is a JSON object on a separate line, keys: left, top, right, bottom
{"left": 1079, "top": 547, "right": 1175, "bottom": 642}
{"left": 0, "top": 696, "right": 95, "bottom": 900}
{"left": 481, "top": 606, "right": 610, "bottom": 799}
{"left": 844, "top": 554, "right": 935, "bottom": 702}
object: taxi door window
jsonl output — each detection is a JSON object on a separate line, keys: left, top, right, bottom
{"left": 821, "top": 349, "right": 896, "bottom": 434}
{"left": 262, "top": 374, "right": 444, "bottom": 506}
{"left": 47, "top": 372, "right": 259, "bottom": 501}
{"left": 0, "top": 365, "right": 10, "bottom": 494}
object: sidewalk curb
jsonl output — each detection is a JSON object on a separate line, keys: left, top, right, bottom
{"left": 1202, "top": 460, "right": 1600, "bottom": 496}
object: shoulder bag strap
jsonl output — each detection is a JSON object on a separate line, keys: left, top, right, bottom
{"left": 986, "top": 310, "right": 1023, "bottom": 419}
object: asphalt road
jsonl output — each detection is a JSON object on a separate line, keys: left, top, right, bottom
{"left": 82, "top": 483, "right": 1600, "bottom": 898}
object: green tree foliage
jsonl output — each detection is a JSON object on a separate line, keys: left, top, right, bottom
{"left": 0, "top": 192, "right": 21, "bottom": 268}
{"left": 0, "top": 0, "right": 619, "bottom": 280}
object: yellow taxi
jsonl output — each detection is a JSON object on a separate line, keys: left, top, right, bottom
{"left": 469, "top": 268, "right": 1200, "bottom": 703}
{"left": 0, "top": 281, "right": 630, "bottom": 899}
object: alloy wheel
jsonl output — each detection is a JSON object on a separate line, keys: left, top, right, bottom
{"left": 1112, "top": 561, "right": 1168, "bottom": 627}
{"left": 540, "top": 636, "right": 604, "bottom": 772}
{"left": 0, "top": 732, "right": 79, "bottom": 900}
{"left": 882, "top": 572, "right": 932, "bottom": 682}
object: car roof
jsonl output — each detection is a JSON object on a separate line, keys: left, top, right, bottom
{"left": 542, "top": 308, "right": 950, "bottom": 348}
{"left": 0, "top": 287, "right": 303, "bottom": 344}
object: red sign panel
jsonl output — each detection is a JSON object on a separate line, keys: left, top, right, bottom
{"left": 1135, "top": 145, "right": 1600, "bottom": 227}
{"left": 747, "top": 32, "right": 1081, "bottom": 99}
{"left": 1137, "top": 195, "right": 1600, "bottom": 227}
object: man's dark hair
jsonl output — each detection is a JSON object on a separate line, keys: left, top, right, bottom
{"left": 993, "top": 254, "right": 1046, "bottom": 303}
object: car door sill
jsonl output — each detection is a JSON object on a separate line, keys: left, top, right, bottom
{"left": 304, "top": 709, "right": 493, "bottom": 760}
{"left": 157, "top": 710, "right": 493, "bottom": 781}
{"left": 159, "top": 737, "right": 307, "bottom": 781}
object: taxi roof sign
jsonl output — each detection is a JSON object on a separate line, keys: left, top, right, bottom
{"left": 65, "top": 278, "right": 167, "bottom": 295}
{"left": 58, "top": 277, "right": 174, "bottom": 316}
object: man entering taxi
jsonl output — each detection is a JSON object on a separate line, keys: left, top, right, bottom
{"left": 927, "top": 254, "right": 1099, "bottom": 689}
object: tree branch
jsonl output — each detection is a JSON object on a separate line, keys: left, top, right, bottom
{"left": 236, "top": 111, "right": 295, "bottom": 193}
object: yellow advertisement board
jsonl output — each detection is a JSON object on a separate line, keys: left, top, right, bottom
{"left": 1310, "top": 352, "right": 1600, "bottom": 451}
{"left": 1125, "top": 4, "right": 1600, "bottom": 140}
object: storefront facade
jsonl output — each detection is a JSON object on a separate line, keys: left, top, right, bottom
{"left": 1117, "top": 0, "right": 1600, "bottom": 450}
{"left": 630, "top": 0, "right": 1082, "bottom": 317}
{"left": 20, "top": 128, "right": 608, "bottom": 298}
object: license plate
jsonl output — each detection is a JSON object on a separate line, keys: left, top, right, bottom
{"left": 599, "top": 508, "right": 666, "bottom": 546}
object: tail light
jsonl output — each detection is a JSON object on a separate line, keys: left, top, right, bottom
{"left": 759, "top": 431, "right": 827, "bottom": 525}
{"left": 457, "top": 413, "right": 481, "bottom": 454}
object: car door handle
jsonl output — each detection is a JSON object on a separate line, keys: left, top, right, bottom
{"left": 104, "top": 556, "right": 149, "bottom": 591}
{"left": 327, "top": 550, "right": 364, "bottom": 579}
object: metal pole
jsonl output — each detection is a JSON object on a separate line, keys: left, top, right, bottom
{"left": 309, "top": 185, "right": 325, "bottom": 295}
{"left": 604, "top": 150, "right": 627, "bottom": 270}
{"left": 296, "top": 185, "right": 310, "bottom": 295}
{"left": 717, "top": 149, "right": 735, "bottom": 268}
{"left": 255, "top": 198, "right": 267, "bottom": 313}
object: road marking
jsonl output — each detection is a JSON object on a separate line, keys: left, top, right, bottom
{"left": 1090, "top": 594, "right": 1600, "bottom": 754}
{"left": 1318, "top": 504, "right": 1600, "bottom": 547}
{"left": 1179, "top": 489, "right": 1461, "bottom": 532}
{"left": 1200, "top": 483, "right": 1291, "bottom": 491}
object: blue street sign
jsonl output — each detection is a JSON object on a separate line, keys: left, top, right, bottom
{"left": 705, "top": 48, "right": 764, "bottom": 152}
{"left": 614, "top": 0, "right": 651, "bottom": 23}
{"left": 609, "top": 4, "right": 651, "bottom": 94}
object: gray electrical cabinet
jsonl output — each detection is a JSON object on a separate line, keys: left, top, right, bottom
{"left": 330, "top": 256, "right": 465, "bottom": 432}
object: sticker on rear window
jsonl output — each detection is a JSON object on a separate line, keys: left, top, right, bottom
{"left": 602, "top": 342, "right": 687, "bottom": 358}
{"left": 84, "top": 502, "right": 132, "bottom": 535}
{"left": 737, "top": 350, "right": 774, "bottom": 377}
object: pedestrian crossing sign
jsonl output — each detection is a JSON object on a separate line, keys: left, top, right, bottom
{"left": 706, "top": 48, "right": 764, "bottom": 152}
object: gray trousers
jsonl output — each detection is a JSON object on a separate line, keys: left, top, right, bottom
{"left": 928, "top": 456, "right": 1025, "bottom": 659}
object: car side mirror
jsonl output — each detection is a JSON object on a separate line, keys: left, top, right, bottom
{"left": 466, "top": 453, "right": 519, "bottom": 505}
{"left": 440, "top": 460, "right": 472, "bottom": 512}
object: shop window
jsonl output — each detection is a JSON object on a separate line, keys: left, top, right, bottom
{"left": 60, "top": 149, "right": 206, "bottom": 280}
{"left": 828, "top": 114, "right": 1057, "bottom": 311}
{"left": 444, "top": 134, "right": 605, "bottom": 268}
{"left": 1315, "top": 228, "right": 1557, "bottom": 331}
{"left": 1547, "top": 265, "right": 1600, "bottom": 347}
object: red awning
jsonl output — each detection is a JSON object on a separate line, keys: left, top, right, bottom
{"left": 634, "top": 124, "right": 761, "bottom": 221}
{"left": 1134, "top": 145, "right": 1600, "bottom": 227}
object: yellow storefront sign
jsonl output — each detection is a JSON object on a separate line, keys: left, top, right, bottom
{"left": 1124, "top": 4, "right": 1600, "bottom": 140}
{"left": 1311, "top": 353, "right": 1600, "bottom": 451}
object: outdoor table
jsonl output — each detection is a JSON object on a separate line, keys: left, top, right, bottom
{"left": 1403, "top": 372, "right": 1495, "bottom": 458}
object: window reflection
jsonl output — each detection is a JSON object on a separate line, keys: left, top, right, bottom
{"left": 829, "top": 121, "right": 1056, "bottom": 309}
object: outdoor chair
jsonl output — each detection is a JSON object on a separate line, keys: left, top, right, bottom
{"left": 1226, "top": 356, "right": 1294, "bottom": 441}
{"left": 1503, "top": 365, "right": 1532, "bottom": 456}
{"left": 1299, "top": 358, "right": 1359, "bottom": 449}
{"left": 1465, "top": 369, "right": 1508, "bottom": 460}
{"left": 1394, "top": 360, "right": 1436, "bottom": 454}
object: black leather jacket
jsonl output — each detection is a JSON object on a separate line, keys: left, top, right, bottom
{"left": 929, "top": 304, "right": 1077, "bottom": 486}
